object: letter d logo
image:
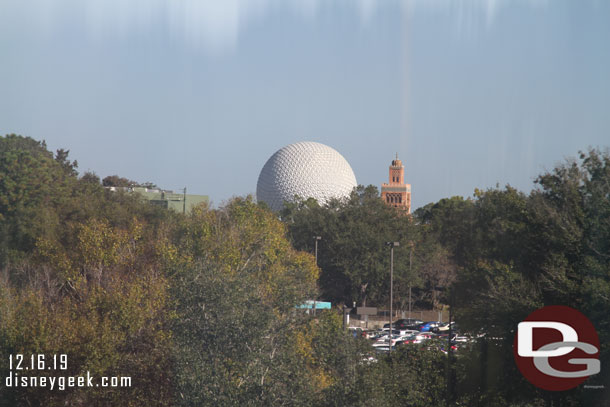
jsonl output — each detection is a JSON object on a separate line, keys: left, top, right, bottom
{"left": 513, "top": 306, "right": 600, "bottom": 391}
{"left": 518, "top": 322, "right": 577, "bottom": 357}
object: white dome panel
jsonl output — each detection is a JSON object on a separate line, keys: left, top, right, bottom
{"left": 256, "top": 142, "right": 357, "bottom": 211}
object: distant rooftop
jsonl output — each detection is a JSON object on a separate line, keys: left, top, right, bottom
{"left": 106, "top": 186, "right": 208, "bottom": 214}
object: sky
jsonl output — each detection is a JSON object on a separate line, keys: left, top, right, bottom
{"left": 1, "top": 0, "right": 609, "bottom": 209}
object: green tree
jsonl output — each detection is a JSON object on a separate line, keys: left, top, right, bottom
{"left": 0, "top": 135, "right": 175, "bottom": 406}
{"left": 102, "top": 175, "right": 157, "bottom": 189}
{"left": 417, "top": 149, "right": 610, "bottom": 406}
{"left": 171, "top": 197, "right": 320, "bottom": 406}
{"left": 282, "top": 185, "right": 419, "bottom": 308}
{"left": 0, "top": 135, "right": 75, "bottom": 264}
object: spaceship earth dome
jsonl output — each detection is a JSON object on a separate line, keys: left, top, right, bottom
{"left": 256, "top": 142, "right": 358, "bottom": 211}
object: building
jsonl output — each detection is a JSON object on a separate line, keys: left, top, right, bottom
{"left": 381, "top": 154, "right": 411, "bottom": 213}
{"left": 256, "top": 141, "right": 357, "bottom": 211}
{"left": 107, "top": 186, "right": 209, "bottom": 214}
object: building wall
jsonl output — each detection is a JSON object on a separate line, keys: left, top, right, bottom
{"left": 108, "top": 186, "right": 209, "bottom": 214}
{"left": 381, "top": 156, "right": 411, "bottom": 213}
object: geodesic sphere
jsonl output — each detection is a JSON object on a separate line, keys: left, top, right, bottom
{"left": 256, "top": 142, "right": 357, "bottom": 211}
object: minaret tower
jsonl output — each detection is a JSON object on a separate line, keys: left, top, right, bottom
{"left": 381, "top": 153, "right": 411, "bottom": 213}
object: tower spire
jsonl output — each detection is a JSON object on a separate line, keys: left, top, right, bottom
{"left": 381, "top": 154, "right": 411, "bottom": 214}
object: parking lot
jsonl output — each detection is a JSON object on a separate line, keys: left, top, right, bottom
{"left": 348, "top": 318, "right": 476, "bottom": 354}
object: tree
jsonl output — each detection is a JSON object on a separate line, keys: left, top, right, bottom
{"left": 417, "top": 149, "right": 610, "bottom": 405}
{"left": 282, "top": 185, "right": 419, "bottom": 308}
{"left": 0, "top": 135, "right": 175, "bottom": 406}
{"left": 102, "top": 175, "right": 157, "bottom": 189}
{"left": 0, "top": 135, "right": 80, "bottom": 265}
{"left": 0, "top": 219, "right": 174, "bottom": 406}
{"left": 171, "top": 197, "right": 320, "bottom": 405}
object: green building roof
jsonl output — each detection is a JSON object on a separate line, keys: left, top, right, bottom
{"left": 108, "top": 186, "right": 209, "bottom": 214}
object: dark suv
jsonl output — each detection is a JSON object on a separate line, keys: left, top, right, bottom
{"left": 383, "top": 318, "right": 424, "bottom": 329}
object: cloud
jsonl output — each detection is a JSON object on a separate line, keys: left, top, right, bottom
{"left": 357, "top": 0, "right": 378, "bottom": 24}
{"left": 402, "top": 0, "right": 549, "bottom": 32}
{"left": 83, "top": 0, "right": 313, "bottom": 53}
{"left": 7, "top": 0, "right": 549, "bottom": 54}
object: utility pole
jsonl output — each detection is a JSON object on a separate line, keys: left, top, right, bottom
{"left": 183, "top": 187, "right": 187, "bottom": 214}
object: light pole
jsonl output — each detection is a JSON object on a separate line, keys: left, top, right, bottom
{"left": 385, "top": 241, "right": 399, "bottom": 353}
{"left": 447, "top": 286, "right": 454, "bottom": 406}
{"left": 436, "top": 284, "right": 455, "bottom": 407}
{"left": 409, "top": 241, "right": 414, "bottom": 320}
{"left": 313, "top": 236, "right": 321, "bottom": 266}
{"left": 313, "top": 236, "right": 321, "bottom": 315}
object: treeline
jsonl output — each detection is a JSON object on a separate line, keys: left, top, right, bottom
{"left": 0, "top": 135, "right": 406, "bottom": 406}
{"left": 0, "top": 134, "right": 609, "bottom": 406}
{"left": 282, "top": 148, "right": 610, "bottom": 406}
{"left": 281, "top": 185, "right": 455, "bottom": 311}
{"left": 420, "top": 149, "right": 610, "bottom": 405}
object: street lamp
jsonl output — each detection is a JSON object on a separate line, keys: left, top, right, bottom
{"left": 182, "top": 187, "right": 187, "bottom": 214}
{"left": 312, "top": 236, "right": 321, "bottom": 315}
{"left": 313, "top": 236, "right": 322, "bottom": 266}
{"left": 409, "top": 241, "right": 414, "bottom": 320}
{"left": 385, "top": 241, "right": 399, "bottom": 353}
{"left": 447, "top": 286, "right": 455, "bottom": 406}
{"left": 435, "top": 284, "right": 455, "bottom": 407}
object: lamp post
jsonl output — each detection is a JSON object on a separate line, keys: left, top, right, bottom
{"left": 313, "top": 236, "right": 322, "bottom": 266}
{"left": 447, "top": 286, "right": 455, "bottom": 406}
{"left": 435, "top": 285, "right": 455, "bottom": 407}
{"left": 385, "top": 241, "right": 399, "bottom": 353}
{"left": 313, "top": 236, "right": 321, "bottom": 315}
{"left": 409, "top": 241, "right": 414, "bottom": 320}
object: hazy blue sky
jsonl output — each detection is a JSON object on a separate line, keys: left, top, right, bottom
{"left": 1, "top": 0, "right": 608, "bottom": 209}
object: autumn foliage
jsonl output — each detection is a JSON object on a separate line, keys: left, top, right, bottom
{"left": 1, "top": 135, "right": 609, "bottom": 406}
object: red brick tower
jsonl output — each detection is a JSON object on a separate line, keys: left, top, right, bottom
{"left": 381, "top": 154, "right": 411, "bottom": 213}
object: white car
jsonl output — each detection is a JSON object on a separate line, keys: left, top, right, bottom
{"left": 372, "top": 335, "right": 401, "bottom": 348}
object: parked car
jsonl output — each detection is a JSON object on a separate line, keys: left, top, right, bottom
{"left": 436, "top": 332, "right": 457, "bottom": 341}
{"left": 434, "top": 321, "right": 459, "bottom": 333}
{"left": 368, "top": 331, "right": 386, "bottom": 341}
{"left": 361, "top": 329, "right": 378, "bottom": 339}
{"left": 417, "top": 321, "right": 441, "bottom": 332}
{"left": 403, "top": 332, "right": 436, "bottom": 344}
{"left": 395, "top": 333, "right": 417, "bottom": 346}
{"left": 383, "top": 318, "right": 424, "bottom": 329}
{"left": 372, "top": 335, "right": 401, "bottom": 349}
{"left": 375, "top": 330, "right": 402, "bottom": 341}
{"left": 398, "top": 329, "right": 420, "bottom": 337}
